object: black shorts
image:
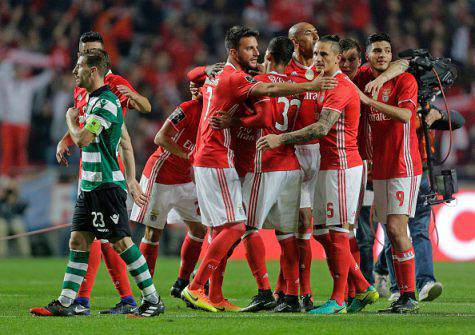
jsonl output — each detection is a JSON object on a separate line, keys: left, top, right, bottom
{"left": 72, "top": 183, "right": 130, "bottom": 240}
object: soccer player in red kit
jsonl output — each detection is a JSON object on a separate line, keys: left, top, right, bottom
{"left": 55, "top": 32, "right": 150, "bottom": 315}
{"left": 355, "top": 33, "right": 422, "bottom": 313}
{"left": 180, "top": 25, "right": 337, "bottom": 312}
{"left": 258, "top": 35, "right": 379, "bottom": 314}
{"left": 211, "top": 36, "right": 305, "bottom": 313}
{"left": 129, "top": 84, "right": 207, "bottom": 299}
{"left": 283, "top": 22, "right": 320, "bottom": 310}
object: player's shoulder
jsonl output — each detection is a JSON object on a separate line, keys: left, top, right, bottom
{"left": 106, "top": 72, "right": 132, "bottom": 87}
{"left": 178, "top": 98, "right": 202, "bottom": 112}
{"left": 395, "top": 72, "right": 417, "bottom": 85}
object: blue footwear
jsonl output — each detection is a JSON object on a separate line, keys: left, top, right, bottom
{"left": 307, "top": 299, "right": 347, "bottom": 314}
{"left": 347, "top": 285, "right": 379, "bottom": 313}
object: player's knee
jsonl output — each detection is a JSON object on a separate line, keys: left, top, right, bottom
{"left": 144, "top": 226, "right": 162, "bottom": 242}
{"left": 69, "top": 233, "right": 88, "bottom": 251}
{"left": 188, "top": 222, "right": 206, "bottom": 239}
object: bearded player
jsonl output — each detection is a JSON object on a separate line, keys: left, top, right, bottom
{"left": 258, "top": 35, "right": 378, "bottom": 314}
{"left": 55, "top": 32, "right": 150, "bottom": 315}
{"left": 355, "top": 33, "right": 422, "bottom": 313}
{"left": 180, "top": 25, "right": 337, "bottom": 312}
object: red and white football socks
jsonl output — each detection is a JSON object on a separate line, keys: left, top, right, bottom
{"left": 296, "top": 227, "right": 313, "bottom": 297}
{"left": 392, "top": 246, "right": 416, "bottom": 295}
{"left": 277, "top": 234, "right": 300, "bottom": 296}
{"left": 243, "top": 230, "right": 271, "bottom": 291}
{"left": 178, "top": 232, "right": 204, "bottom": 281}
{"left": 139, "top": 238, "right": 159, "bottom": 277}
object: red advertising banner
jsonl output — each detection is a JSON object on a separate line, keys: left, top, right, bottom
{"left": 195, "top": 189, "right": 475, "bottom": 262}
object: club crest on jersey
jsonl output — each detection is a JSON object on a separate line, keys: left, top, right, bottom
{"left": 169, "top": 108, "right": 185, "bottom": 125}
{"left": 381, "top": 89, "right": 391, "bottom": 102}
{"left": 244, "top": 75, "right": 257, "bottom": 83}
{"left": 100, "top": 99, "right": 108, "bottom": 108}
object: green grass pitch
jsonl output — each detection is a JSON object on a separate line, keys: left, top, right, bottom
{"left": 0, "top": 258, "right": 474, "bottom": 334}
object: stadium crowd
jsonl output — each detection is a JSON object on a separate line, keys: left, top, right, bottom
{"left": 0, "top": 0, "right": 474, "bottom": 174}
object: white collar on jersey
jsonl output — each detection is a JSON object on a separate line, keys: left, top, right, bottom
{"left": 268, "top": 71, "right": 286, "bottom": 76}
{"left": 225, "top": 62, "right": 237, "bottom": 70}
{"left": 291, "top": 53, "right": 314, "bottom": 70}
{"left": 330, "top": 70, "right": 342, "bottom": 77}
{"left": 106, "top": 69, "right": 112, "bottom": 76}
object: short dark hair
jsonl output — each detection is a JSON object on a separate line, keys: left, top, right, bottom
{"left": 224, "top": 26, "right": 259, "bottom": 52}
{"left": 319, "top": 34, "right": 341, "bottom": 54}
{"left": 267, "top": 36, "right": 294, "bottom": 66}
{"left": 80, "top": 31, "right": 104, "bottom": 45}
{"left": 78, "top": 49, "right": 109, "bottom": 77}
{"left": 366, "top": 33, "right": 391, "bottom": 48}
{"left": 339, "top": 38, "right": 362, "bottom": 56}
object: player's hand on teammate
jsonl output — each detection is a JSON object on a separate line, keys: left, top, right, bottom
{"left": 425, "top": 108, "right": 443, "bottom": 127}
{"left": 210, "top": 111, "right": 233, "bottom": 129}
{"left": 56, "top": 139, "right": 71, "bottom": 166}
{"left": 364, "top": 76, "right": 385, "bottom": 97}
{"left": 127, "top": 179, "right": 148, "bottom": 207}
{"left": 356, "top": 86, "right": 371, "bottom": 105}
{"left": 205, "top": 62, "right": 225, "bottom": 79}
{"left": 256, "top": 134, "right": 282, "bottom": 150}
{"left": 309, "top": 72, "right": 338, "bottom": 91}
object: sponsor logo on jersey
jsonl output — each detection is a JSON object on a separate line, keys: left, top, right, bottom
{"left": 381, "top": 89, "right": 391, "bottom": 102}
{"left": 169, "top": 108, "right": 186, "bottom": 125}
{"left": 110, "top": 214, "right": 119, "bottom": 224}
{"left": 244, "top": 75, "right": 257, "bottom": 83}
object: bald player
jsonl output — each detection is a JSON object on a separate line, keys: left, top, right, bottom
{"left": 278, "top": 22, "right": 319, "bottom": 311}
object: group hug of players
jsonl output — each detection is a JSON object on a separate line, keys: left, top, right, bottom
{"left": 30, "top": 21, "right": 423, "bottom": 317}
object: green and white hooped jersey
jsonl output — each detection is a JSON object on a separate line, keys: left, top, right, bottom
{"left": 80, "top": 85, "right": 126, "bottom": 192}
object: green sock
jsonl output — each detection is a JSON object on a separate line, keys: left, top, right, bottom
{"left": 58, "top": 250, "right": 89, "bottom": 307}
{"left": 121, "top": 244, "right": 158, "bottom": 304}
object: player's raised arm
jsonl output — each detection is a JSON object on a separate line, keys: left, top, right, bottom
{"left": 364, "top": 59, "right": 409, "bottom": 95}
{"left": 154, "top": 119, "right": 189, "bottom": 160}
{"left": 249, "top": 72, "right": 337, "bottom": 98}
{"left": 116, "top": 84, "right": 152, "bottom": 113}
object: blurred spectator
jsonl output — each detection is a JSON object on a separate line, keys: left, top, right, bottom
{"left": 0, "top": 55, "right": 52, "bottom": 176}
{"left": 0, "top": 179, "right": 30, "bottom": 257}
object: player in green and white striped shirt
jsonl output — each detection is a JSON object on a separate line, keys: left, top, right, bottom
{"left": 30, "top": 49, "right": 163, "bottom": 318}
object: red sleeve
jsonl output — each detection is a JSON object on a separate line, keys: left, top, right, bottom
{"left": 322, "top": 85, "right": 349, "bottom": 114}
{"left": 239, "top": 98, "right": 271, "bottom": 128}
{"left": 108, "top": 75, "right": 138, "bottom": 109}
{"left": 396, "top": 73, "right": 418, "bottom": 111}
{"left": 168, "top": 102, "right": 191, "bottom": 132}
{"left": 229, "top": 72, "right": 261, "bottom": 102}
{"left": 187, "top": 66, "right": 207, "bottom": 85}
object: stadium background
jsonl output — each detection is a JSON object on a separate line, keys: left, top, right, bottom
{"left": 0, "top": 0, "right": 474, "bottom": 262}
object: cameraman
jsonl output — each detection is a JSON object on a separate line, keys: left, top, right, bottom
{"left": 379, "top": 105, "right": 465, "bottom": 302}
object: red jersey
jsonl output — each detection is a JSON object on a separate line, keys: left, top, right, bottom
{"left": 73, "top": 71, "right": 138, "bottom": 176}
{"left": 247, "top": 73, "right": 301, "bottom": 173}
{"left": 143, "top": 100, "right": 201, "bottom": 185}
{"left": 74, "top": 70, "right": 138, "bottom": 125}
{"left": 317, "top": 71, "right": 362, "bottom": 170}
{"left": 353, "top": 64, "right": 373, "bottom": 160}
{"left": 355, "top": 67, "right": 422, "bottom": 179}
{"left": 285, "top": 56, "right": 319, "bottom": 144}
{"left": 193, "top": 63, "right": 261, "bottom": 168}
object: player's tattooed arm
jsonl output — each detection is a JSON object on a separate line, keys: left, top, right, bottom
{"left": 154, "top": 120, "right": 189, "bottom": 160}
{"left": 365, "top": 59, "right": 409, "bottom": 96}
{"left": 256, "top": 108, "right": 340, "bottom": 150}
{"left": 120, "top": 124, "right": 148, "bottom": 207}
